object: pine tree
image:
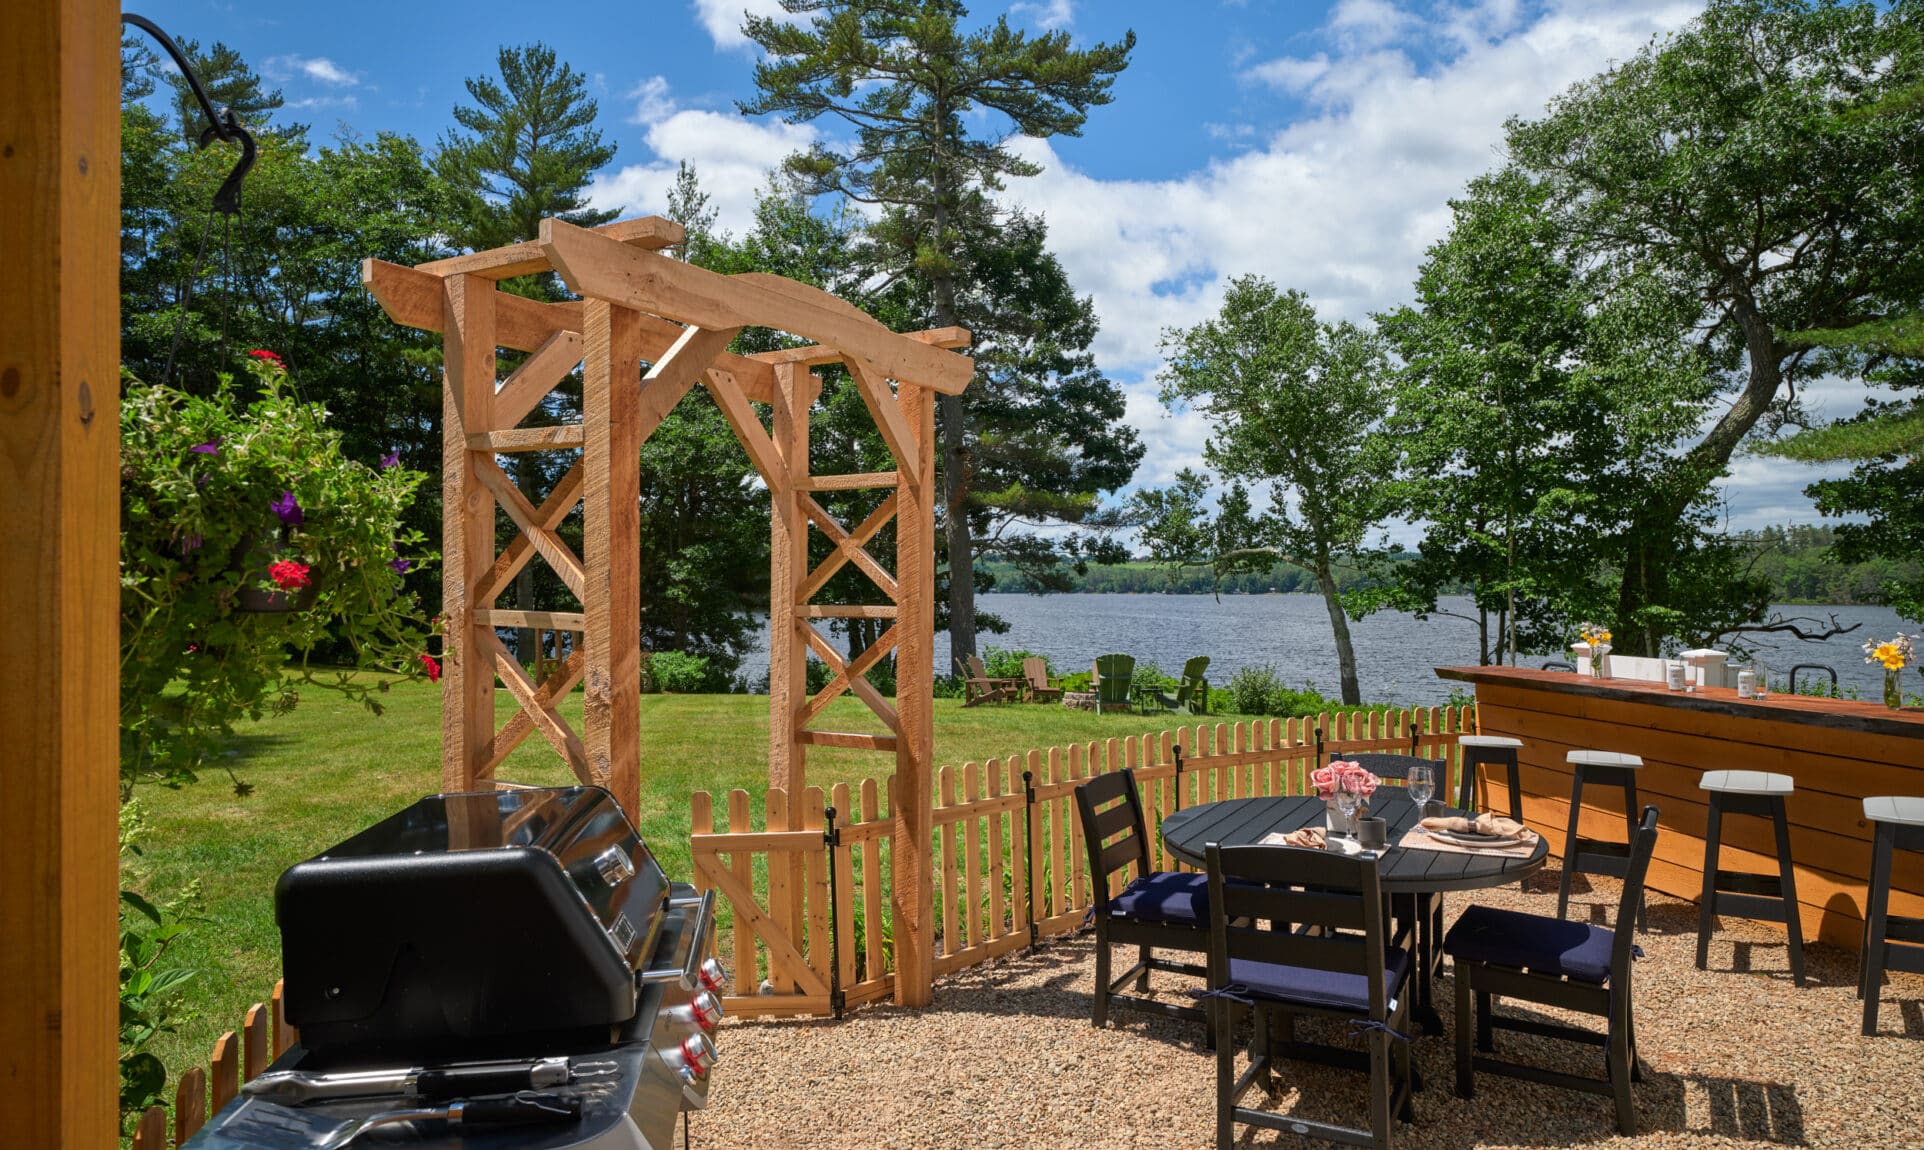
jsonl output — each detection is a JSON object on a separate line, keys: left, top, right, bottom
{"left": 741, "top": 0, "right": 1136, "bottom": 662}
{"left": 436, "top": 42, "right": 617, "bottom": 255}
{"left": 163, "top": 39, "right": 290, "bottom": 143}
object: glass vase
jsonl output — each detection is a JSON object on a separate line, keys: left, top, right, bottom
{"left": 1886, "top": 668, "right": 1904, "bottom": 710}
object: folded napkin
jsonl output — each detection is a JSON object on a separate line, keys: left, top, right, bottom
{"left": 1258, "top": 827, "right": 1364, "bottom": 854}
{"left": 1420, "top": 813, "right": 1527, "bottom": 839}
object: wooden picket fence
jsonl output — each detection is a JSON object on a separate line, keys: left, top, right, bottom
{"left": 129, "top": 980, "right": 296, "bottom": 1149}
{"left": 689, "top": 705, "right": 1475, "bottom": 1018}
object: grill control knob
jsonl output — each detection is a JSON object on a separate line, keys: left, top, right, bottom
{"left": 679, "top": 1033, "right": 717, "bottom": 1078}
{"left": 690, "top": 990, "right": 724, "bottom": 1032}
{"left": 697, "top": 958, "right": 727, "bottom": 992}
{"left": 593, "top": 846, "right": 635, "bottom": 886}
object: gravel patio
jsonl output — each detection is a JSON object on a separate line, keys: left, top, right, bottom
{"left": 703, "top": 872, "right": 1922, "bottom": 1149}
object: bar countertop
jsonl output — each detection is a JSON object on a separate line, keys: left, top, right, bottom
{"left": 1436, "top": 664, "right": 1924, "bottom": 743}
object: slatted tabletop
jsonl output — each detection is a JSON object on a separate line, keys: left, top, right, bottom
{"left": 1159, "top": 789, "right": 1548, "bottom": 894}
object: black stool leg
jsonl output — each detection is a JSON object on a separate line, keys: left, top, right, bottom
{"left": 1557, "top": 770, "right": 1585, "bottom": 922}
{"left": 1862, "top": 824, "right": 1895, "bottom": 1036}
{"left": 1504, "top": 757, "right": 1524, "bottom": 823}
{"left": 1457, "top": 751, "right": 1477, "bottom": 813}
{"left": 1772, "top": 796, "right": 1806, "bottom": 987}
{"left": 1696, "top": 794, "right": 1723, "bottom": 970}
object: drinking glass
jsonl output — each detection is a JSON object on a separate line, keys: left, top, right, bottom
{"left": 1754, "top": 658, "right": 1771, "bottom": 700}
{"left": 1334, "top": 776, "right": 1361, "bottom": 835}
{"left": 1408, "top": 763, "right": 1435, "bottom": 808}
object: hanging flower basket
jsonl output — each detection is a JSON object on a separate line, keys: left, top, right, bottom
{"left": 229, "top": 528, "right": 319, "bottom": 614}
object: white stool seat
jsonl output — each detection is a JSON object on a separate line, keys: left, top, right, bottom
{"left": 1700, "top": 769, "right": 1794, "bottom": 796}
{"left": 1863, "top": 795, "right": 1924, "bottom": 827}
{"left": 1459, "top": 735, "right": 1524, "bottom": 749}
{"left": 1567, "top": 749, "right": 1643, "bottom": 769}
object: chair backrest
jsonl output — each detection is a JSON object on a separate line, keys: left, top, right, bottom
{"left": 1329, "top": 751, "right": 1445, "bottom": 784}
{"left": 966, "top": 654, "right": 991, "bottom": 680}
{"left": 1204, "top": 843, "right": 1393, "bottom": 1021}
{"left": 1023, "top": 656, "right": 1050, "bottom": 689}
{"left": 1094, "top": 654, "right": 1134, "bottom": 702}
{"left": 1613, "top": 805, "right": 1662, "bottom": 971}
{"left": 1180, "top": 655, "right": 1210, "bottom": 683}
{"left": 1073, "top": 770, "right": 1150, "bottom": 909}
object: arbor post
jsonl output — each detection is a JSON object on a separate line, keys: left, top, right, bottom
{"left": 0, "top": 0, "right": 121, "bottom": 1141}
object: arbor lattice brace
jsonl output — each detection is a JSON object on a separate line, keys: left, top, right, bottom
{"left": 361, "top": 215, "right": 973, "bottom": 1006}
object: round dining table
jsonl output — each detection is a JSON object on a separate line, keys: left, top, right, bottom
{"left": 1159, "top": 788, "right": 1550, "bottom": 1032}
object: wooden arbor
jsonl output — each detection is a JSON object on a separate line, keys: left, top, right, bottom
{"left": 361, "top": 215, "right": 972, "bottom": 1006}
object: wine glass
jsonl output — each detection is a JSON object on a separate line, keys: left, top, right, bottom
{"left": 1408, "top": 763, "right": 1435, "bottom": 809}
{"left": 1334, "top": 774, "right": 1362, "bottom": 835}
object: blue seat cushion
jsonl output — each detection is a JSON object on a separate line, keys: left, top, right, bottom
{"left": 1107, "top": 871, "right": 1209, "bottom": 925}
{"left": 1226, "top": 946, "right": 1412, "bottom": 1014}
{"left": 1443, "top": 904, "right": 1616, "bottom": 984}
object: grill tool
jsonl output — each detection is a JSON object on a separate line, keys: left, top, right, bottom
{"left": 242, "top": 1055, "right": 618, "bottom": 1104}
{"left": 218, "top": 1091, "right": 583, "bottom": 1150}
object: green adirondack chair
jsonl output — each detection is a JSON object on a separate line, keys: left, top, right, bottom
{"left": 1092, "top": 653, "right": 1135, "bottom": 714}
{"left": 1142, "top": 656, "right": 1211, "bottom": 715}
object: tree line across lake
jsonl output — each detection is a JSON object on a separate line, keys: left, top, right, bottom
{"left": 985, "top": 525, "right": 1922, "bottom": 607}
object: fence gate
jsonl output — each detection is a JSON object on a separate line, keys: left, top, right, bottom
{"left": 690, "top": 786, "right": 837, "bottom": 1017}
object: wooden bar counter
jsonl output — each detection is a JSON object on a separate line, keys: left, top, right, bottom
{"left": 1436, "top": 665, "right": 1924, "bottom": 949}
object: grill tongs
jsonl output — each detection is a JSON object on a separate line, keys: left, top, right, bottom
{"left": 244, "top": 1055, "right": 611, "bottom": 1104}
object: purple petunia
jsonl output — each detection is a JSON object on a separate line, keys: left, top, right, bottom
{"left": 380, "top": 449, "right": 402, "bottom": 470}
{"left": 389, "top": 557, "right": 412, "bottom": 575}
{"left": 178, "top": 532, "right": 203, "bottom": 555}
{"left": 271, "top": 490, "right": 304, "bottom": 527}
{"left": 189, "top": 439, "right": 221, "bottom": 455}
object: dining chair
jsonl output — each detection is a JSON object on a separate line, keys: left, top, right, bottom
{"left": 1328, "top": 751, "right": 1446, "bottom": 784}
{"left": 1443, "top": 805, "right": 1661, "bottom": 1135}
{"left": 1202, "top": 841, "right": 1416, "bottom": 1150}
{"left": 1073, "top": 769, "right": 1212, "bottom": 1041}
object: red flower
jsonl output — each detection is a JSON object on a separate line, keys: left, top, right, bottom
{"left": 248, "top": 349, "right": 284, "bottom": 366}
{"left": 267, "top": 559, "right": 310, "bottom": 591}
{"left": 420, "top": 653, "right": 442, "bottom": 683}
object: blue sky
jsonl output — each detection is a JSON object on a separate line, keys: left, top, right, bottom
{"left": 133, "top": 0, "right": 1855, "bottom": 535}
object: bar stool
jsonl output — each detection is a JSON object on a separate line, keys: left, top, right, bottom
{"left": 1559, "top": 750, "right": 1648, "bottom": 932}
{"left": 1457, "top": 735, "right": 1525, "bottom": 821}
{"left": 1695, "top": 770, "right": 1805, "bottom": 986}
{"left": 1859, "top": 795, "right": 1924, "bottom": 1036}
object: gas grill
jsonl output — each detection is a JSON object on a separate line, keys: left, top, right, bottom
{"left": 184, "top": 786, "right": 724, "bottom": 1150}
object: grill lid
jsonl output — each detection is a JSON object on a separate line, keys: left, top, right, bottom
{"left": 278, "top": 786, "right": 669, "bottom": 1057}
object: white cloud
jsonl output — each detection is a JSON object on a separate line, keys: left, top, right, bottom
{"left": 1012, "top": 0, "right": 1075, "bottom": 30}
{"left": 264, "top": 54, "right": 361, "bottom": 87}
{"left": 1242, "top": 53, "right": 1331, "bottom": 93}
{"left": 998, "top": 0, "right": 1702, "bottom": 379}
{"left": 286, "top": 95, "right": 359, "bottom": 112}
{"left": 589, "top": 75, "right": 816, "bottom": 237}
{"left": 691, "top": 0, "right": 791, "bottom": 51}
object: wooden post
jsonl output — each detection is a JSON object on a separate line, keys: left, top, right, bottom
{"left": 581, "top": 300, "right": 643, "bottom": 817}
{"left": 0, "top": 0, "right": 121, "bottom": 1142}
{"left": 892, "top": 382, "right": 937, "bottom": 1006}
{"left": 441, "top": 274, "right": 496, "bottom": 792}
{"left": 768, "top": 362, "right": 808, "bottom": 796}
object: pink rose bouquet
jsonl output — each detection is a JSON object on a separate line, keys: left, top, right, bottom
{"left": 1311, "top": 760, "right": 1380, "bottom": 799}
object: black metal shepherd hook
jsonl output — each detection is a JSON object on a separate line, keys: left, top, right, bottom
{"left": 121, "top": 12, "right": 256, "bottom": 214}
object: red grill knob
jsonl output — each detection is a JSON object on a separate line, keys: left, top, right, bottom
{"left": 697, "top": 958, "right": 727, "bottom": 992}
{"left": 679, "top": 1033, "right": 717, "bottom": 1077}
{"left": 690, "top": 990, "right": 724, "bottom": 1032}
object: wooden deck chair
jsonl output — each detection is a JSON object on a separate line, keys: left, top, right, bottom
{"left": 1093, "top": 653, "right": 1135, "bottom": 714}
{"left": 956, "top": 656, "right": 1016, "bottom": 707}
{"left": 1022, "top": 657, "right": 1063, "bottom": 703}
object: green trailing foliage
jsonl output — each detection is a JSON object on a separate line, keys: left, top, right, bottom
{"left": 118, "top": 800, "right": 200, "bottom": 1127}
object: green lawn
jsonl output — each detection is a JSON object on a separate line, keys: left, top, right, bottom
{"left": 130, "top": 680, "right": 1205, "bottom": 1083}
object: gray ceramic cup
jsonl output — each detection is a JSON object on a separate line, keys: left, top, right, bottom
{"left": 1358, "top": 816, "right": 1389, "bottom": 849}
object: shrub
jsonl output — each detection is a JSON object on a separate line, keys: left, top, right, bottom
{"left": 651, "top": 650, "right": 729, "bottom": 693}
{"left": 1227, "top": 664, "right": 1285, "bottom": 715}
{"left": 117, "top": 801, "right": 199, "bottom": 1126}
{"left": 982, "top": 646, "right": 1049, "bottom": 681}
{"left": 119, "top": 356, "right": 431, "bottom": 794}
{"left": 1263, "top": 683, "right": 1345, "bottom": 718}
{"left": 1132, "top": 659, "right": 1178, "bottom": 693}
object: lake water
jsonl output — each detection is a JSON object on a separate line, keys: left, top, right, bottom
{"left": 750, "top": 594, "right": 1915, "bottom": 707}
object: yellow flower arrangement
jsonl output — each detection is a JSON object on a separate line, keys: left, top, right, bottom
{"left": 1578, "top": 623, "right": 1612, "bottom": 647}
{"left": 1863, "top": 634, "right": 1915, "bottom": 672}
